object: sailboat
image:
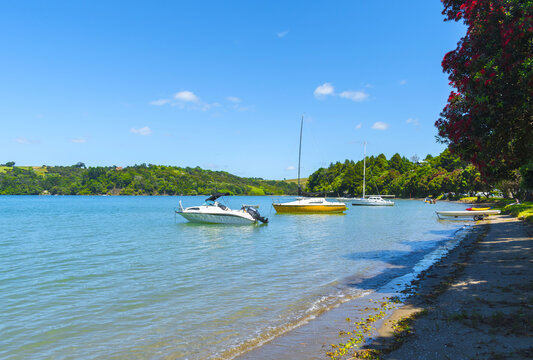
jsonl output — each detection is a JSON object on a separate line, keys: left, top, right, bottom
{"left": 272, "top": 116, "right": 347, "bottom": 214}
{"left": 336, "top": 142, "right": 394, "bottom": 206}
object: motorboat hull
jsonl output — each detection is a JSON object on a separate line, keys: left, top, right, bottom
{"left": 177, "top": 211, "right": 256, "bottom": 224}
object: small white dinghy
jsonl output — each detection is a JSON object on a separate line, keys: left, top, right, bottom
{"left": 436, "top": 210, "right": 500, "bottom": 220}
{"left": 176, "top": 193, "right": 268, "bottom": 225}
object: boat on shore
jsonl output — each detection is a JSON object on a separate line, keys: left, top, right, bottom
{"left": 436, "top": 209, "right": 500, "bottom": 220}
{"left": 176, "top": 193, "right": 268, "bottom": 224}
{"left": 273, "top": 115, "right": 346, "bottom": 214}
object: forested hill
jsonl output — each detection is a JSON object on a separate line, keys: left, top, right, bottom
{"left": 0, "top": 164, "right": 298, "bottom": 196}
{"left": 306, "top": 149, "right": 489, "bottom": 198}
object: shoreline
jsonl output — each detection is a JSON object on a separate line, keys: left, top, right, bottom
{"left": 233, "top": 216, "right": 476, "bottom": 360}
{"left": 233, "top": 215, "right": 532, "bottom": 360}
{"left": 353, "top": 215, "right": 532, "bottom": 359}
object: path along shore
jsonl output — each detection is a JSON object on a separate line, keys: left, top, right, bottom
{"left": 353, "top": 215, "right": 533, "bottom": 360}
{"left": 236, "top": 215, "right": 532, "bottom": 360}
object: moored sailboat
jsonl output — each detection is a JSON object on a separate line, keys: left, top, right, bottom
{"left": 273, "top": 116, "right": 346, "bottom": 214}
{"left": 335, "top": 142, "right": 394, "bottom": 206}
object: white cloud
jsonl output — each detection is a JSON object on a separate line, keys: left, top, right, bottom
{"left": 15, "top": 137, "right": 30, "bottom": 144}
{"left": 355, "top": 123, "right": 362, "bottom": 129}
{"left": 71, "top": 138, "right": 87, "bottom": 143}
{"left": 151, "top": 91, "right": 247, "bottom": 112}
{"left": 314, "top": 82, "right": 335, "bottom": 98}
{"left": 226, "top": 96, "right": 241, "bottom": 103}
{"left": 131, "top": 126, "right": 152, "bottom": 136}
{"left": 277, "top": 30, "right": 289, "bottom": 38}
{"left": 286, "top": 165, "right": 296, "bottom": 171}
{"left": 399, "top": 79, "right": 407, "bottom": 85}
{"left": 406, "top": 118, "right": 419, "bottom": 126}
{"left": 150, "top": 99, "right": 171, "bottom": 106}
{"left": 174, "top": 91, "right": 199, "bottom": 103}
{"left": 372, "top": 122, "right": 389, "bottom": 130}
{"left": 339, "top": 90, "right": 369, "bottom": 102}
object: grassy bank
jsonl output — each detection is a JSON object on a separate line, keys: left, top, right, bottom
{"left": 502, "top": 202, "right": 533, "bottom": 223}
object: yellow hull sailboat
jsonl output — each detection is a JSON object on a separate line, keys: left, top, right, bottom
{"left": 273, "top": 199, "right": 346, "bottom": 213}
{"left": 272, "top": 115, "right": 346, "bottom": 214}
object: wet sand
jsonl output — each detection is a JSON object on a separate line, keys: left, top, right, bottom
{"left": 235, "top": 215, "right": 532, "bottom": 360}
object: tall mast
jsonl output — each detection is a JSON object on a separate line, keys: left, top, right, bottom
{"left": 297, "top": 115, "right": 304, "bottom": 195}
{"left": 362, "top": 141, "right": 366, "bottom": 198}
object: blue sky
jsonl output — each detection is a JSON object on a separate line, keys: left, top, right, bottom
{"left": 0, "top": 1, "right": 465, "bottom": 179}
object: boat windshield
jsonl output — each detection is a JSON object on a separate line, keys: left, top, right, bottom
{"left": 217, "top": 203, "right": 228, "bottom": 210}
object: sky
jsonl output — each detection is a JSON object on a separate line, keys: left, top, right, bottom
{"left": 0, "top": 1, "right": 466, "bottom": 180}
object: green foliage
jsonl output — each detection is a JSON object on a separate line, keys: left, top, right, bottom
{"left": 503, "top": 202, "right": 533, "bottom": 223}
{"left": 0, "top": 165, "right": 298, "bottom": 196}
{"left": 307, "top": 149, "right": 488, "bottom": 198}
{"left": 437, "top": 0, "right": 533, "bottom": 181}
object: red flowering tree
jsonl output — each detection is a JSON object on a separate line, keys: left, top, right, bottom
{"left": 436, "top": 0, "right": 533, "bottom": 181}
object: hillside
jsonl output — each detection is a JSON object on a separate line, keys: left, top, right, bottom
{"left": 0, "top": 164, "right": 299, "bottom": 196}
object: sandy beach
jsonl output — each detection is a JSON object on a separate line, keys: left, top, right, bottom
{"left": 236, "top": 214, "right": 532, "bottom": 360}
{"left": 353, "top": 215, "right": 533, "bottom": 360}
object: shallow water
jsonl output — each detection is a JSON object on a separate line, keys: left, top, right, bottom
{"left": 0, "top": 196, "right": 470, "bottom": 359}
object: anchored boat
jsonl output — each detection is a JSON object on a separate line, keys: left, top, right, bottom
{"left": 335, "top": 142, "right": 394, "bottom": 206}
{"left": 176, "top": 193, "right": 268, "bottom": 224}
{"left": 273, "top": 197, "right": 347, "bottom": 214}
{"left": 272, "top": 115, "right": 346, "bottom": 214}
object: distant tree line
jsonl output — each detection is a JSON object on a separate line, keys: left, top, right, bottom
{"left": 0, "top": 164, "right": 298, "bottom": 196}
{"left": 2, "top": 149, "right": 530, "bottom": 198}
{"left": 305, "top": 149, "right": 531, "bottom": 199}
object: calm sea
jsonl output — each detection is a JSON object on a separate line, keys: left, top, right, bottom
{"left": 0, "top": 196, "right": 471, "bottom": 359}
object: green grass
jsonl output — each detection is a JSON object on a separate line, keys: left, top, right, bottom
{"left": 284, "top": 178, "right": 307, "bottom": 186}
{"left": 0, "top": 166, "right": 47, "bottom": 176}
{"left": 503, "top": 202, "right": 533, "bottom": 223}
{"left": 0, "top": 166, "right": 11, "bottom": 174}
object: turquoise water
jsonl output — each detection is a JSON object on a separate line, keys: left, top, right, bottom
{"left": 0, "top": 196, "right": 470, "bottom": 359}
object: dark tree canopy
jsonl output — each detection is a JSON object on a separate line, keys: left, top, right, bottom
{"left": 436, "top": 0, "right": 533, "bottom": 181}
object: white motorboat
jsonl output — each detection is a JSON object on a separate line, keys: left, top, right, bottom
{"left": 436, "top": 210, "right": 500, "bottom": 220}
{"left": 335, "top": 142, "right": 394, "bottom": 206}
{"left": 176, "top": 193, "right": 268, "bottom": 224}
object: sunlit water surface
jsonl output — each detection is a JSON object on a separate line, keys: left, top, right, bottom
{"left": 0, "top": 196, "right": 471, "bottom": 359}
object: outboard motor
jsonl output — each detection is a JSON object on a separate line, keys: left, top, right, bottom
{"left": 246, "top": 206, "right": 268, "bottom": 223}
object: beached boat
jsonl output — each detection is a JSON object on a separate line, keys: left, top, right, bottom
{"left": 273, "top": 116, "right": 346, "bottom": 214}
{"left": 335, "top": 142, "right": 394, "bottom": 206}
{"left": 176, "top": 193, "right": 268, "bottom": 224}
{"left": 435, "top": 209, "right": 500, "bottom": 220}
